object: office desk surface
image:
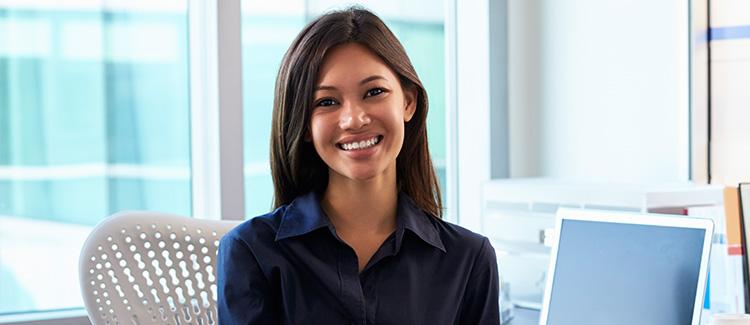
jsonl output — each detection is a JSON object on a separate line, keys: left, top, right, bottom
{"left": 506, "top": 307, "right": 540, "bottom": 325}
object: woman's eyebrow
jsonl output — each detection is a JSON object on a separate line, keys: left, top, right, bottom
{"left": 315, "top": 75, "right": 387, "bottom": 91}
{"left": 359, "top": 75, "right": 386, "bottom": 85}
{"left": 315, "top": 85, "right": 337, "bottom": 91}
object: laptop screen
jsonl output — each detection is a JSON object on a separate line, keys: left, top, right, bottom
{"left": 545, "top": 219, "right": 707, "bottom": 325}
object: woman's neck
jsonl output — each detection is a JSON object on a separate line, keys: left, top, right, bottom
{"left": 321, "top": 170, "right": 398, "bottom": 236}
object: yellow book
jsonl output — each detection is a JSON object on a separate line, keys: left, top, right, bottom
{"left": 724, "top": 187, "right": 744, "bottom": 256}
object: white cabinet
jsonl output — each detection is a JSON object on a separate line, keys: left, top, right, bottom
{"left": 482, "top": 178, "right": 723, "bottom": 307}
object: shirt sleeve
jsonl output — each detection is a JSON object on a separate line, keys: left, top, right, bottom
{"left": 459, "top": 237, "right": 501, "bottom": 325}
{"left": 217, "top": 233, "right": 280, "bottom": 325}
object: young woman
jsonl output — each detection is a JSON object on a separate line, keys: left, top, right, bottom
{"left": 218, "top": 7, "right": 499, "bottom": 324}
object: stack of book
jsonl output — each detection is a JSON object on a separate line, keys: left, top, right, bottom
{"left": 694, "top": 184, "right": 750, "bottom": 315}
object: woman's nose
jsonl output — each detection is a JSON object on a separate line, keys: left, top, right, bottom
{"left": 338, "top": 102, "right": 371, "bottom": 130}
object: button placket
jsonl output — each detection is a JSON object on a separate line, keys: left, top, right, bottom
{"left": 336, "top": 240, "right": 367, "bottom": 324}
{"left": 360, "top": 270, "right": 379, "bottom": 325}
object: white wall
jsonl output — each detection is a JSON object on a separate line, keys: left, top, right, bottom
{"left": 508, "top": 0, "right": 690, "bottom": 183}
{"left": 709, "top": 0, "right": 750, "bottom": 185}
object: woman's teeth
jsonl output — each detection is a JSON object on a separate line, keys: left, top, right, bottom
{"left": 340, "top": 136, "right": 380, "bottom": 151}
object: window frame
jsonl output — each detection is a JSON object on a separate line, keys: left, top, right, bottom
{"left": 452, "top": 0, "right": 507, "bottom": 232}
{"left": 188, "top": 0, "right": 246, "bottom": 221}
{"left": 0, "top": 310, "right": 88, "bottom": 325}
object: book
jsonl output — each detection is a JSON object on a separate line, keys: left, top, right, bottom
{"left": 723, "top": 186, "right": 746, "bottom": 313}
{"left": 738, "top": 183, "right": 750, "bottom": 313}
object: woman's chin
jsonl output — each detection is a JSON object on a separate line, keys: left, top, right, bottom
{"left": 345, "top": 171, "right": 380, "bottom": 182}
{"left": 330, "top": 167, "right": 383, "bottom": 183}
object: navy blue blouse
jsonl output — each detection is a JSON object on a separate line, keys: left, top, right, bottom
{"left": 217, "top": 192, "right": 500, "bottom": 325}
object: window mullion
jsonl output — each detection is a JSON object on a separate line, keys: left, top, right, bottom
{"left": 188, "top": 0, "right": 245, "bottom": 221}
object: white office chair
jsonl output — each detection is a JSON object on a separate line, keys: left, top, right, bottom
{"left": 79, "top": 211, "right": 241, "bottom": 325}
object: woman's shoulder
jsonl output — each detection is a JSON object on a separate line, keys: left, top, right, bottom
{"left": 223, "top": 206, "right": 288, "bottom": 246}
{"left": 428, "top": 218, "right": 497, "bottom": 274}
{"left": 430, "top": 217, "right": 493, "bottom": 255}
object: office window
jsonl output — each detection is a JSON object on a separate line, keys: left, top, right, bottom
{"left": 241, "top": 0, "right": 445, "bottom": 218}
{"left": 0, "top": 1, "right": 191, "bottom": 315}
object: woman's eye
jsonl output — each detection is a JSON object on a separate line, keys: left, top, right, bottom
{"left": 365, "top": 88, "right": 385, "bottom": 98}
{"left": 316, "top": 99, "right": 336, "bottom": 107}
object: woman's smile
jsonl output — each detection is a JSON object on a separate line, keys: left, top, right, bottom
{"left": 337, "top": 135, "right": 382, "bottom": 151}
{"left": 336, "top": 134, "right": 384, "bottom": 159}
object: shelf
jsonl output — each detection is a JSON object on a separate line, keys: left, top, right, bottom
{"left": 483, "top": 178, "right": 724, "bottom": 211}
{"left": 492, "top": 239, "right": 551, "bottom": 256}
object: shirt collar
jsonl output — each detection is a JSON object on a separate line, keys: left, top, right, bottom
{"left": 396, "top": 193, "right": 446, "bottom": 252}
{"left": 275, "top": 191, "right": 446, "bottom": 253}
{"left": 275, "top": 192, "right": 331, "bottom": 241}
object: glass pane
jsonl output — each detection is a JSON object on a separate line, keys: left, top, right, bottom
{"left": 241, "top": 0, "right": 445, "bottom": 217}
{"left": 0, "top": 1, "right": 191, "bottom": 315}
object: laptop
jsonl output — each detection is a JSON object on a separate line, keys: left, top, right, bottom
{"left": 539, "top": 208, "right": 714, "bottom": 325}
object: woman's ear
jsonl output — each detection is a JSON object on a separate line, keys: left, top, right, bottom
{"left": 403, "top": 86, "right": 417, "bottom": 122}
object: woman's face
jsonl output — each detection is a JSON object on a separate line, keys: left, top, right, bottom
{"left": 310, "top": 42, "right": 416, "bottom": 184}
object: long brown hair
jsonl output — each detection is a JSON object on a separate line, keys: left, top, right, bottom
{"left": 270, "top": 7, "right": 442, "bottom": 218}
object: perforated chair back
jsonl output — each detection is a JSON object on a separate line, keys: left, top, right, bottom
{"left": 79, "top": 211, "right": 241, "bottom": 325}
